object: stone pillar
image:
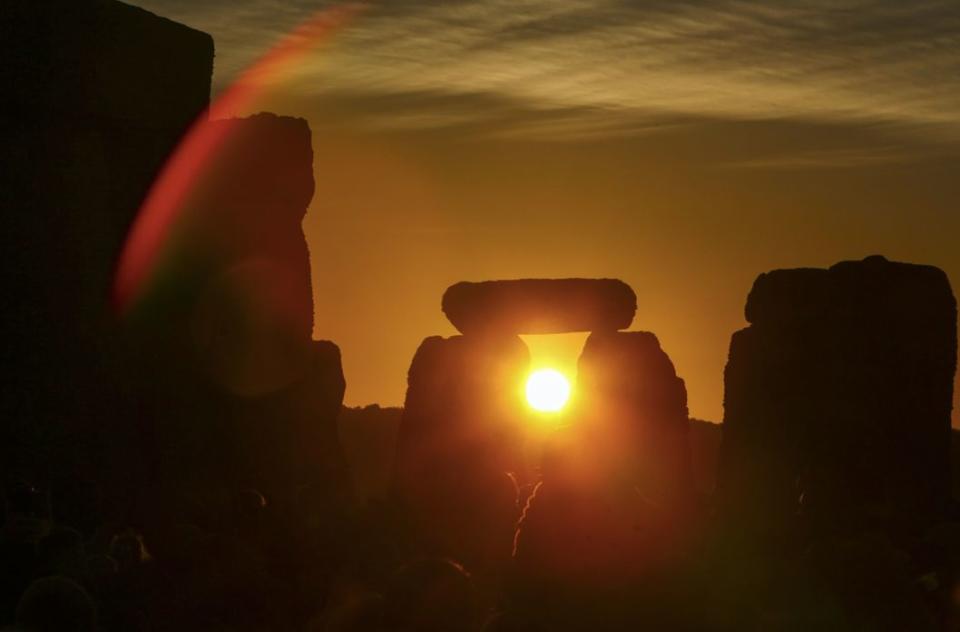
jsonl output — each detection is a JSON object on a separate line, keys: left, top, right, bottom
{"left": 394, "top": 333, "right": 530, "bottom": 568}
{"left": 717, "top": 256, "right": 957, "bottom": 542}
{"left": 513, "top": 331, "right": 693, "bottom": 592}
{"left": 1, "top": 0, "right": 213, "bottom": 526}
{"left": 233, "top": 340, "right": 348, "bottom": 506}
{"left": 140, "top": 113, "right": 347, "bottom": 518}
{"left": 576, "top": 331, "right": 692, "bottom": 510}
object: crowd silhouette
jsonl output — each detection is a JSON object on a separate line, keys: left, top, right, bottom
{"left": 4, "top": 400, "right": 960, "bottom": 631}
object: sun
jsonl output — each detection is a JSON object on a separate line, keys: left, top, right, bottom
{"left": 525, "top": 368, "right": 571, "bottom": 412}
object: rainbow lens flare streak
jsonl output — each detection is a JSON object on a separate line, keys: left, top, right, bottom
{"left": 112, "top": 4, "right": 362, "bottom": 314}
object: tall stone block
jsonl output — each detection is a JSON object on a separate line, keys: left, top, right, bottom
{"left": 394, "top": 334, "right": 530, "bottom": 566}
{"left": 1, "top": 1, "right": 348, "bottom": 529}
{"left": 189, "top": 113, "right": 316, "bottom": 337}
{"left": 717, "top": 256, "right": 957, "bottom": 540}
{"left": 576, "top": 331, "right": 692, "bottom": 508}
{"left": 139, "top": 113, "right": 344, "bottom": 514}
{"left": 513, "top": 331, "right": 693, "bottom": 592}
{"left": 168, "top": 114, "right": 318, "bottom": 397}
{"left": 1, "top": 1, "right": 213, "bottom": 523}
{"left": 233, "top": 340, "right": 348, "bottom": 506}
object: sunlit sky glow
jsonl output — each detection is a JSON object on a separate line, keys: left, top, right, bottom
{"left": 526, "top": 368, "right": 572, "bottom": 413}
{"left": 131, "top": 0, "right": 960, "bottom": 424}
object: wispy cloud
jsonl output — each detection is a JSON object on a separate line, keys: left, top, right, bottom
{"left": 133, "top": 0, "right": 960, "bottom": 142}
{"left": 719, "top": 146, "right": 926, "bottom": 170}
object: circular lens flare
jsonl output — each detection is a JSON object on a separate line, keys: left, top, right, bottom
{"left": 525, "top": 369, "right": 571, "bottom": 412}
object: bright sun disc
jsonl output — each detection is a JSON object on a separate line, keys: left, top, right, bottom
{"left": 525, "top": 369, "right": 571, "bottom": 412}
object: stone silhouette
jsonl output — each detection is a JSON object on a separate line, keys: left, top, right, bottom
{"left": 514, "top": 331, "right": 694, "bottom": 594}
{"left": 397, "top": 277, "right": 639, "bottom": 569}
{"left": 139, "top": 113, "right": 348, "bottom": 516}
{"left": 168, "top": 113, "right": 319, "bottom": 398}
{"left": 2, "top": 0, "right": 214, "bottom": 526}
{"left": 1, "top": 3, "right": 348, "bottom": 530}
{"left": 717, "top": 255, "right": 957, "bottom": 543}
{"left": 232, "top": 340, "right": 348, "bottom": 508}
{"left": 395, "top": 333, "right": 530, "bottom": 573}
{"left": 185, "top": 113, "right": 316, "bottom": 340}
{"left": 576, "top": 331, "right": 693, "bottom": 514}
{"left": 443, "top": 279, "right": 636, "bottom": 335}
{"left": 338, "top": 405, "right": 404, "bottom": 503}
{"left": 400, "top": 278, "right": 696, "bottom": 608}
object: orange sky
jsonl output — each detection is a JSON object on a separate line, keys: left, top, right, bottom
{"left": 132, "top": 0, "right": 960, "bottom": 423}
{"left": 293, "top": 115, "right": 960, "bottom": 423}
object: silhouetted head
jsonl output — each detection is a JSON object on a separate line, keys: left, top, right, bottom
{"left": 109, "top": 530, "right": 146, "bottom": 571}
{"left": 235, "top": 488, "right": 268, "bottom": 523}
{"left": 16, "top": 576, "right": 97, "bottom": 632}
{"left": 384, "top": 558, "right": 477, "bottom": 632}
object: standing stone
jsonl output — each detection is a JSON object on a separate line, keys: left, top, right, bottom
{"left": 187, "top": 113, "right": 316, "bottom": 337}
{"left": 514, "top": 331, "right": 693, "bottom": 595}
{"left": 140, "top": 113, "right": 349, "bottom": 516}
{"left": 233, "top": 340, "right": 348, "bottom": 507}
{"left": 576, "top": 331, "right": 693, "bottom": 510}
{"left": 394, "top": 334, "right": 530, "bottom": 570}
{"left": 717, "top": 256, "right": 957, "bottom": 542}
{"left": 1, "top": 0, "right": 213, "bottom": 526}
{"left": 169, "top": 113, "right": 318, "bottom": 396}
{"left": 2, "top": 3, "right": 350, "bottom": 533}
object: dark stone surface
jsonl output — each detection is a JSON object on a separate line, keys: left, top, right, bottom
{"left": 187, "top": 113, "right": 316, "bottom": 338}
{"left": 394, "top": 334, "right": 529, "bottom": 570}
{"left": 1, "top": 0, "right": 214, "bottom": 526}
{"left": 157, "top": 113, "right": 318, "bottom": 396}
{"left": 232, "top": 340, "right": 348, "bottom": 506}
{"left": 576, "top": 331, "right": 693, "bottom": 509}
{"left": 513, "top": 331, "right": 693, "bottom": 594}
{"left": 442, "top": 278, "right": 636, "bottom": 335}
{"left": 338, "top": 405, "right": 404, "bottom": 503}
{"left": 132, "top": 113, "right": 345, "bottom": 518}
{"left": 2, "top": 1, "right": 214, "bottom": 126}
{"left": 717, "top": 255, "right": 957, "bottom": 542}
{"left": 1, "top": 3, "right": 348, "bottom": 531}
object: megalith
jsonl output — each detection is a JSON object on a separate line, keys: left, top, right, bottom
{"left": 144, "top": 113, "right": 348, "bottom": 512}
{"left": 717, "top": 255, "right": 957, "bottom": 541}
{"left": 399, "top": 277, "right": 696, "bottom": 585}
{"left": 443, "top": 278, "right": 636, "bottom": 335}
{"left": 233, "top": 340, "right": 348, "bottom": 507}
{"left": 576, "top": 331, "right": 692, "bottom": 510}
{"left": 1, "top": 0, "right": 213, "bottom": 524}
{"left": 394, "top": 333, "right": 530, "bottom": 567}
{"left": 513, "top": 331, "right": 693, "bottom": 591}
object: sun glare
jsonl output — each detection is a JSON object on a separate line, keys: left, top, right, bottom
{"left": 525, "top": 369, "right": 571, "bottom": 413}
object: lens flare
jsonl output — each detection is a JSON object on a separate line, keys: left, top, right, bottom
{"left": 113, "top": 3, "right": 363, "bottom": 314}
{"left": 525, "top": 368, "right": 571, "bottom": 412}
